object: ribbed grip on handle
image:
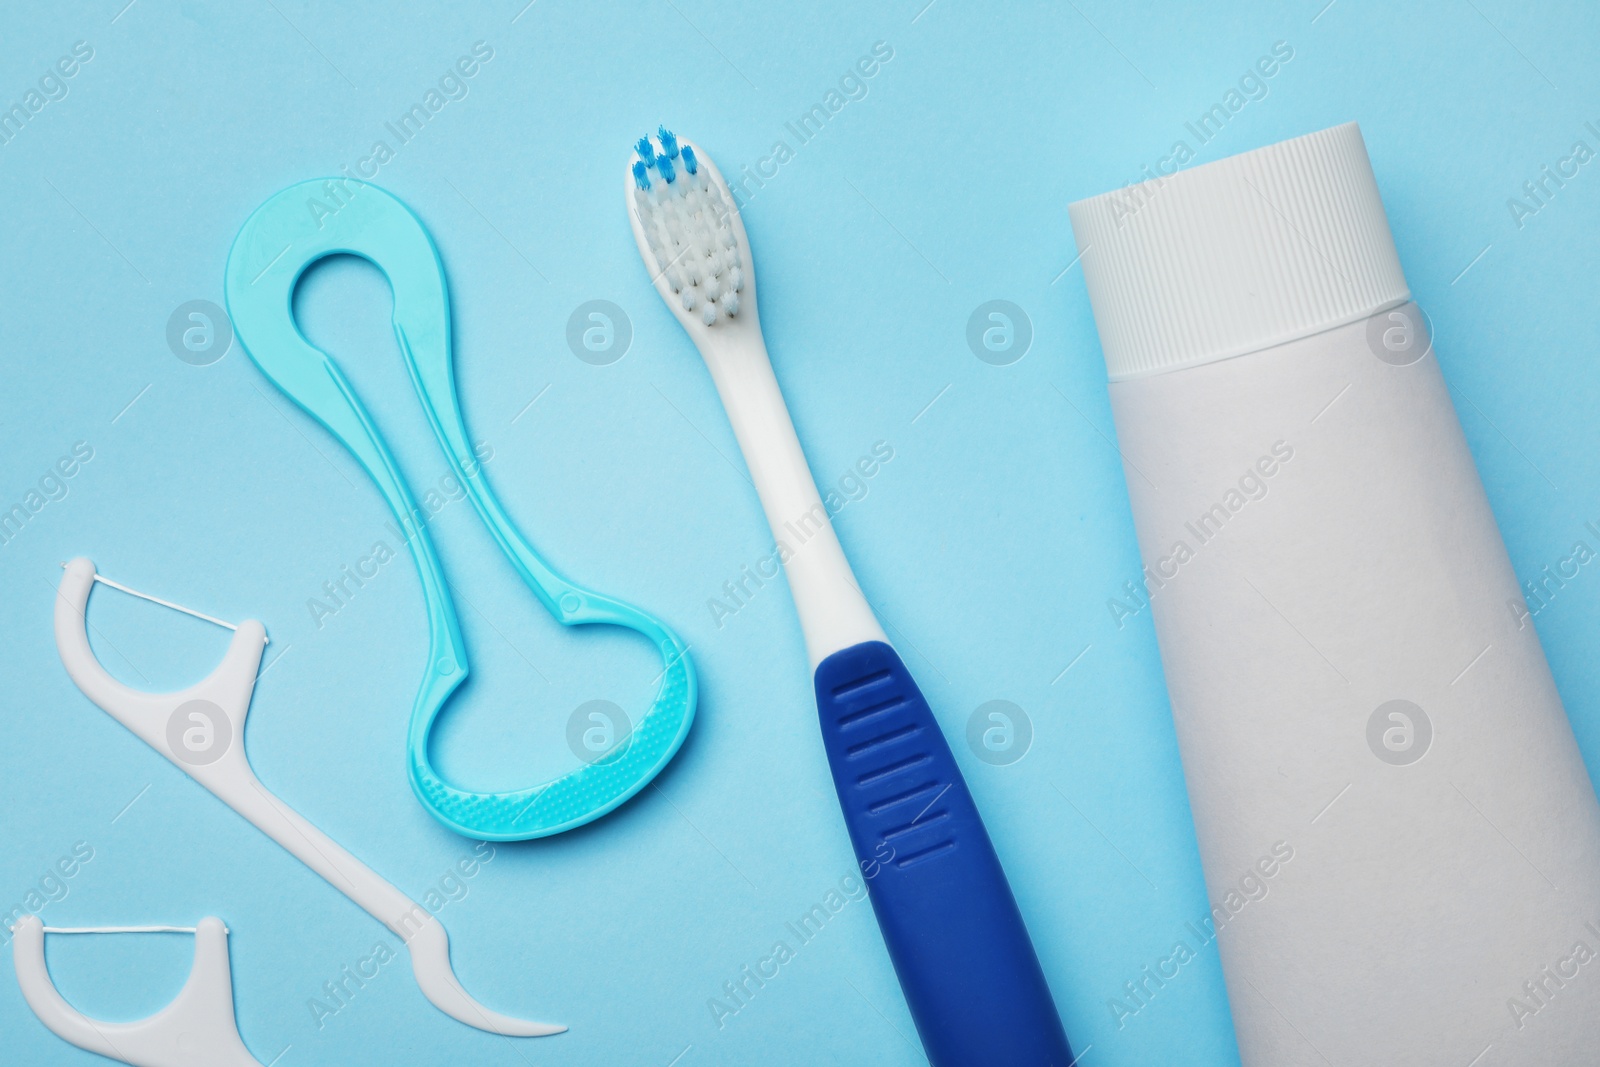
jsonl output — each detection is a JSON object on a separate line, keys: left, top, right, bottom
{"left": 813, "top": 641, "right": 1073, "bottom": 1067}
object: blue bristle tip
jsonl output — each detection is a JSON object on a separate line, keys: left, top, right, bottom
{"left": 658, "top": 127, "right": 679, "bottom": 159}
{"left": 657, "top": 154, "right": 676, "bottom": 183}
{"left": 681, "top": 145, "right": 698, "bottom": 175}
{"left": 635, "top": 137, "right": 655, "bottom": 165}
{"left": 632, "top": 161, "right": 651, "bottom": 190}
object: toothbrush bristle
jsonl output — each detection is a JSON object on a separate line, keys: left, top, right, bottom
{"left": 631, "top": 130, "right": 745, "bottom": 327}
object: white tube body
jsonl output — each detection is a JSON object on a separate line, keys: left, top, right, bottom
{"left": 1070, "top": 124, "right": 1600, "bottom": 1065}
{"left": 1110, "top": 313, "right": 1600, "bottom": 1065}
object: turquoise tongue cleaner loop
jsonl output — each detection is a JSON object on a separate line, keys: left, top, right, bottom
{"left": 223, "top": 179, "right": 696, "bottom": 841}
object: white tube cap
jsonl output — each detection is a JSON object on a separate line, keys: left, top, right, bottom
{"left": 1068, "top": 122, "right": 1411, "bottom": 380}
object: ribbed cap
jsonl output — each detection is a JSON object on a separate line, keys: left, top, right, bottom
{"left": 1068, "top": 122, "right": 1410, "bottom": 380}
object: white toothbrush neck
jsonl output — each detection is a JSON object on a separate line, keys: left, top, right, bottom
{"left": 698, "top": 329, "right": 887, "bottom": 668}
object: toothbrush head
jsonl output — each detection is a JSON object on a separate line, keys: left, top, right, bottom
{"left": 626, "top": 129, "right": 755, "bottom": 334}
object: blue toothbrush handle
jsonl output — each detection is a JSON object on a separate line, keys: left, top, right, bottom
{"left": 813, "top": 641, "right": 1074, "bottom": 1067}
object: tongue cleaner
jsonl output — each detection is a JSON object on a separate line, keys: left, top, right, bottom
{"left": 224, "top": 180, "right": 695, "bottom": 842}
{"left": 626, "top": 130, "right": 1075, "bottom": 1066}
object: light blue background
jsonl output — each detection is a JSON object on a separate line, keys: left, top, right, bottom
{"left": 2, "top": 1, "right": 1597, "bottom": 1063}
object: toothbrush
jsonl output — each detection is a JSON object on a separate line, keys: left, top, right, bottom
{"left": 626, "top": 129, "right": 1074, "bottom": 1067}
